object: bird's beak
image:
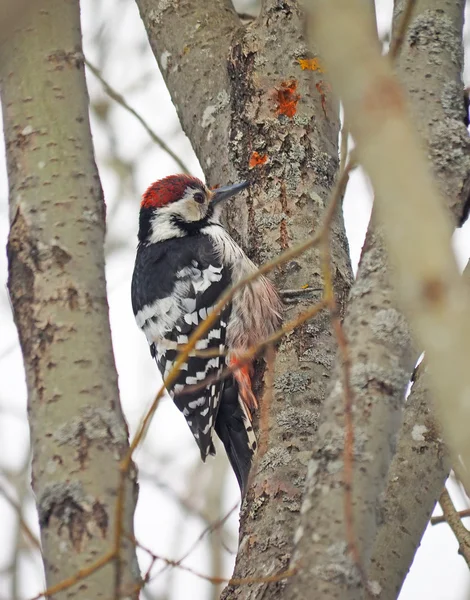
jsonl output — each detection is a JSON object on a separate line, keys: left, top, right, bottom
{"left": 211, "top": 181, "right": 249, "bottom": 207}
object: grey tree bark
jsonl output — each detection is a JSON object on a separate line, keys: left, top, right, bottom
{"left": 136, "top": 2, "right": 353, "bottom": 599}
{"left": 1, "top": 0, "right": 140, "bottom": 597}
{"left": 303, "top": 2, "right": 470, "bottom": 599}
{"left": 366, "top": 1, "right": 470, "bottom": 597}
{"left": 368, "top": 362, "right": 450, "bottom": 599}
{"left": 290, "top": 1, "right": 470, "bottom": 598}
{"left": 135, "top": 0, "right": 470, "bottom": 599}
{"left": 3, "top": 0, "right": 466, "bottom": 596}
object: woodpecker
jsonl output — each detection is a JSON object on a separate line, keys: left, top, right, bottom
{"left": 131, "top": 174, "right": 282, "bottom": 495}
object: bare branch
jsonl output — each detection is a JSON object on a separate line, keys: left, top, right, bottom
{"left": 367, "top": 0, "right": 468, "bottom": 592}
{"left": 85, "top": 58, "right": 190, "bottom": 174}
{"left": 432, "top": 509, "right": 470, "bottom": 526}
{"left": 368, "top": 362, "right": 450, "bottom": 597}
{"left": 439, "top": 487, "right": 470, "bottom": 568}
{"left": 289, "top": 3, "right": 421, "bottom": 596}
{"left": 307, "top": 0, "right": 470, "bottom": 501}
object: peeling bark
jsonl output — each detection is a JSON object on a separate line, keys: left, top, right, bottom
{"left": 0, "top": 0, "right": 139, "bottom": 596}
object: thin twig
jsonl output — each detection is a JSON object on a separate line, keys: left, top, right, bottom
{"left": 430, "top": 508, "right": 470, "bottom": 525}
{"left": 143, "top": 504, "right": 238, "bottom": 581}
{"left": 431, "top": 508, "right": 470, "bottom": 526}
{"left": 318, "top": 154, "right": 365, "bottom": 583}
{"left": 127, "top": 532, "right": 298, "bottom": 588}
{"left": 174, "top": 299, "right": 328, "bottom": 399}
{"left": 0, "top": 480, "right": 41, "bottom": 551}
{"left": 29, "top": 551, "right": 114, "bottom": 600}
{"left": 388, "top": 0, "right": 417, "bottom": 60}
{"left": 439, "top": 487, "right": 470, "bottom": 567}
{"left": 279, "top": 287, "right": 323, "bottom": 297}
{"left": 85, "top": 58, "right": 190, "bottom": 174}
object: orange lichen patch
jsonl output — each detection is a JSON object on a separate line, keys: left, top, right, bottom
{"left": 297, "top": 57, "right": 325, "bottom": 73}
{"left": 249, "top": 151, "right": 268, "bottom": 169}
{"left": 229, "top": 356, "right": 258, "bottom": 413}
{"left": 275, "top": 80, "right": 300, "bottom": 118}
{"left": 316, "top": 80, "right": 331, "bottom": 119}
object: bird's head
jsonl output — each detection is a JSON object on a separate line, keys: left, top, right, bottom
{"left": 138, "top": 174, "right": 249, "bottom": 243}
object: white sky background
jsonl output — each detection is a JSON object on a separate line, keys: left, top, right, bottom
{"left": 1, "top": 0, "right": 470, "bottom": 598}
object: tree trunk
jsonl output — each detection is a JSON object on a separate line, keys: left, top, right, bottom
{"left": 367, "top": 1, "right": 469, "bottom": 596}
{"left": 304, "top": 0, "right": 470, "bottom": 596}
{"left": 136, "top": 2, "right": 352, "bottom": 598}
{"left": 290, "top": 1, "right": 470, "bottom": 597}
{"left": 0, "top": 0, "right": 140, "bottom": 596}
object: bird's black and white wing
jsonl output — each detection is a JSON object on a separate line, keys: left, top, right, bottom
{"left": 131, "top": 234, "right": 231, "bottom": 460}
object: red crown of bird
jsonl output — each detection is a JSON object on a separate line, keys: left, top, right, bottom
{"left": 141, "top": 175, "right": 205, "bottom": 209}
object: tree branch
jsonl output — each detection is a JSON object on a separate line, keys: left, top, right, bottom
{"left": 135, "top": 0, "right": 241, "bottom": 187}
{"left": 439, "top": 487, "right": 470, "bottom": 568}
{"left": 368, "top": 362, "right": 450, "bottom": 597}
{"left": 307, "top": 0, "right": 470, "bottom": 523}
{"left": 84, "top": 58, "right": 190, "bottom": 174}
{"left": 366, "top": 1, "right": 468, "bottom": 594}
{"left": 288, "top": 4, "right": 423, "bottom": 596}
{"left": 431, "top": 509, "right": 470, "bottom": 526}
{"left": 0, "top": 0, "right": 139, "bottom": 596}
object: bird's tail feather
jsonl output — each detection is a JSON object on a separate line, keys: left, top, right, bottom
{"left": 214, "top": 377, "right": 257, "bottom": 496}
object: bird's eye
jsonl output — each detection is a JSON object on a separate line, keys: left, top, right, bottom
{"left": 193, "top": 191, "right": 205, "bottom": 204}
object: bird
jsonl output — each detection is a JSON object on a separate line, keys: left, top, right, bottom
{"left": 131, "top": 174, "right": 282, "bottom": 495}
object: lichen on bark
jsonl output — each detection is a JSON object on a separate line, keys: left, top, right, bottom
{"left": 1, "top": 0, "right": 140, "bottom": 596}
